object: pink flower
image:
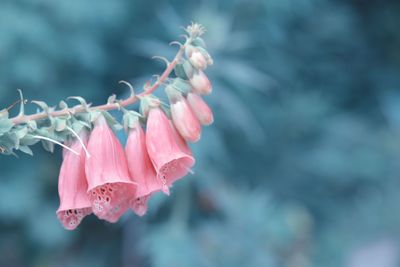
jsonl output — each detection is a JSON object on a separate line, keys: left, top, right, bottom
{"left": 171, "top": 99, "right": 201, "bottom": 143}
{"left": 57, "top": 131, "right": 92, "bottom": 230}
{"left": 190, "top": 70, "right": 212, "bottom": 95}
{"left": 85, "top": 115, "right": 136, "bottom": 223}
{"left": 187, "top": 92, "right": 214, "bottom": 126}
{"left": 125, "top": 120, "right": 162, "bottom": 216}
{"left": 146, "top": 107, "right": 195, "bottom": 192}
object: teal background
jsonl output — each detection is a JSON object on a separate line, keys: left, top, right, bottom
{"left": 1, "top": 0, "right": 400, "bottom": 266}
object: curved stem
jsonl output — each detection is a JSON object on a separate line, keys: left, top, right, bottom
{"left": 11, "top": 42, "right": 187, "bottom": 125}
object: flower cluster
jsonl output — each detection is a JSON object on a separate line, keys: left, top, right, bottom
{"left": 56, "top": 24, "right": 214, "bottom": 230}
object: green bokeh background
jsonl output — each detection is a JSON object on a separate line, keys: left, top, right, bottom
{"left": 1, "top": 0, "right": 400, "bottom": 266}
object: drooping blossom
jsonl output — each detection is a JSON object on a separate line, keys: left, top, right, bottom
{"left": 85, "top": 115, "right": 136, "bottom": 223}
{"left": 125, "top": 118, "right": 163, "bottom": 216}
{"left": 187, "top": 92, "right": 214, "bottom": 126}
{"left": 190, "top": 70, "right": 212, "bottom": 95}
{"left": 146, "top": 107, "right": 195, "bottom": 192}
{"left": 57, "top": 130, "right": 92, "bottom": 230}
{"left": 167, "top": 86, "right": 201, "bottom": 143}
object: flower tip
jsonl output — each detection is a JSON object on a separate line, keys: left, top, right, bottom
{"left": 187, "top": 133, "right": 201, "bottom": 143}
{"left": 134, "top": 207, "right": 147, "bottom": 217}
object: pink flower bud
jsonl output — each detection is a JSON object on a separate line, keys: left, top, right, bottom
{"left": 146, "top": 108, "right": 195, "bottom": 191}
{"left": 189, "top": 49, "right": 207, "bottom": 70}
{"left": 190, "top": 70, "right": 212, "bottom": 95}
{"left": 125, "top": 121, "right": 163, "bottom": 216}
{"left": 85, "top": 115, "right": 136, "bottom": 223}
{"left": 170, "top": 97, "right": 202, "bottom": 143}
{"left": 187, "top": 93, "right": 214, "bottom": 126}
{"left": 57, "top": 131, "right": 92, "bottom": 230}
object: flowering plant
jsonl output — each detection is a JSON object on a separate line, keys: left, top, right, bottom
{"left": 0, "top": 23, "right": 214, "bottom": 230}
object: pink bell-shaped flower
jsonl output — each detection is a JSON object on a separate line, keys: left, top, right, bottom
{"left": 167, "top": 86, "right": 201, "bottom": 143}
{"left": 146, "top": 107, "right": 195, "bottom": 192}
{"left": 57, "top": 130, "right": 92, "bottom": 230}
{"left": 187, "top": 92, "right": 214, "bottom": 126}
{"left": 190, "top": 70, "right": 212, "bottom": 95}
{"left": 85, "top": 115, "right": 136, "bottom": 223}
{"left": 125, "top": 118, "right": 163, "bottom": 216}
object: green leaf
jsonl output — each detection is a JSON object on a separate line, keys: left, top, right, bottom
{"left": 102, "top": 111, "right": 122, "bottom": 131}
{"left": 89, "top": 110, "right": 101, "bottom": 123}
{"left": 19, "top": 145, "right": 33, "bottom": 156}
{"left": 14, "top": 126, "right": 28, "bottom": 139}
{"left": 0, "top": 117, "right": 14, "bottom": 136}
{"left": 41, "top": 140, "right": 54, "bottom": 153}
{"left": 59, "top": 100, "right": 68, "bottom": 109}
{"left": 174, "top": 63, "right": 188, "bottom": 80}
{"left": 67, "top": 96, "right": 88, "bottom": 109}
{"left": 191, "top": 37, "right": 206, "bottom": 48}
{"left": 19, "top": 134, "right": 40, "bottom": 146}
{"left": 122, "top": 111, "right": 140, "bottom": 132}
{"left": 54, "top": 118, "right": 67, "bottom": 132}
{"left": 27, "top": 120, "right": 37, "bottom": 130}
{"left": 107, "top": 94, "right": 117, "bottom": 104}
{"left": 0, "top": 132, "right": 19, "bottom": 153}
{"left": 171, "top": 78, "right": 192, "bottom": 95}
{"left": 31, "top": 100, "right": 49, "bottom": 113}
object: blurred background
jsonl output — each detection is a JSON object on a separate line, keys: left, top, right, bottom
{"left": 1, "top": 0, "right": 400, "bottom": 266}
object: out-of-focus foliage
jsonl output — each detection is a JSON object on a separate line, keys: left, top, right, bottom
{"left": 1, "top": 0, "right": 400, "bottom": 267}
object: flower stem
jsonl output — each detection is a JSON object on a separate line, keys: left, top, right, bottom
{"left": 11, "top": 42, "right": 188, "bottom": 125}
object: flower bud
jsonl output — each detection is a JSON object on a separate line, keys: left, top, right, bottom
{"left": 190, "top": 70, "right": 212, "bottom": 95}
{"left": 196, "top": 46, "right": 213, "bottom": 66}
{"left": 188, "top": 48, "right": 207, "bottom": 70}
{"left": 166, "top": 86, "right": 201, "bottom": 143}
{"left": 187, "top": 93, "right": 214, "bottom": 126}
